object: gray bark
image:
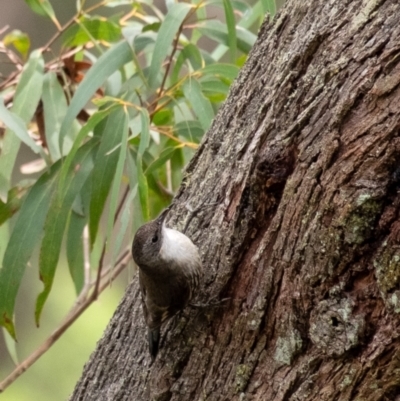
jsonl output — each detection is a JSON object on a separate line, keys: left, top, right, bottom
{"left": 71, "top": 0, "right": 400, "bottom": 400}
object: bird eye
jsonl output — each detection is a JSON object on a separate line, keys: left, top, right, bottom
{"left": 152, "top": 235, "right": 158, "bottom": 243}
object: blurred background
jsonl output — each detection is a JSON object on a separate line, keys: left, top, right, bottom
{"left": 0, "top": 2, "right": 132, "bottom": 400}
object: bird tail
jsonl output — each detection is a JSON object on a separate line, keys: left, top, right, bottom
{"left": 148, "top": 328, "right": 160, "bottom": 360}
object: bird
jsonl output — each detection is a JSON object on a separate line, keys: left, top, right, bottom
{"left": 131, "top": 209, "right": 202, "bottom": 359}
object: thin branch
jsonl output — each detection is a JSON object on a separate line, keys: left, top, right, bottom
{"left": 0, "top": 248, "right": 131, "bottom": 393}
{"left": 0, "top": 25, "right": 9, "bottom": 36}
{"left": 157, "top": 23, "right": 184, "bottom": 101}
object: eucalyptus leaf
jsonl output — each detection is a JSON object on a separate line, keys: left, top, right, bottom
{"left": 148, "top": 2, "right": 192, "bottom": 88}
{"left": 183, "top": 79, "right": 214, "bottom": 131}
{"left": 0, "top": 164, "right": 59, "bottom": 338}
{"left": 42, "top": 72, "right": 68, "bottom": 161}
{"left": 0, "top": 50, "right": 44, "bottom": 201}
{"left": 36, "top": 140, "right": 97, "bottom": 325}
{"left": 59, "top": 41, "right": 133, "bottom": 152}
{"left": 105, "top": 109, "right": 129, "bottom": 250}
{"left": 89, "top": 107, "right": 127, "bottom": 247}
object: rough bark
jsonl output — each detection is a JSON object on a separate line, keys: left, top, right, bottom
{"left": 70, "top": 0, "right": 400, "bottom": 400}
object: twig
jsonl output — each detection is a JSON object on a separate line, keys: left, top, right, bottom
{"left": 0, "top": 248, "right": 131, "bottom": 393}
{"left": 0, "top": 25, "right": 9, "bottom": 36}
{"left": 157, "top": 23, "right": 184, "bottom": 101}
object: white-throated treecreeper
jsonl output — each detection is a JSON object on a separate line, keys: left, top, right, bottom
{"left": 131, "top": 210, "right": 202, "bottom": 359}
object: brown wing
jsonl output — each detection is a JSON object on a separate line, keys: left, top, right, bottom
{"left": 139, "top": 268, "right": 193, "bottom": 330}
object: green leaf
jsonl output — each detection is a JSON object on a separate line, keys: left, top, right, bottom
{"left": 138, "top": 108, "right": 150, "bottom": 156}
{"left": 142, "top": 22, "right": 161, "bottom": 33}
{"left": 66, "top": 211, "right": 86, "bottom": 295}
{"left": 24, "top": 0, "right": 56, "bottom": 20}
{"left": 111, "top": 186, "right": 136, "bottom": 266}
{"left": 137, "top": 154, "right": 149, "bottom": 221}
{"left": 35, "top": 140, "right": 97, "bottom": 324}
{"left": 145, "top": 145, "right": 183, "bottom": 176}
{"left": 200, "top": 63, "right": 240, "bottom": 82}
{"left": 197, "top": 20, "right": 256, "bottom": 54}
{"left": 261, "top": 0, "right": 276, "bottom": 16}
{"left": 105, "top": 109, "right": 129, "bottom": 249}
{"left": 3, "top": 328, "right": 19, "bottom": 365}
{"left": 42, "top": 71, "right": 68, "bottom": 161}
{"left": 148, "top": 2, "right": 192, "bottom": 88}
{"left": 152, "top": 108, "right": 173, "bottom": 126}
{"left": 0, "top": 50, "right": 44, "bottom": 201}
{"left": 59, "top": 104, "right": 118, "bottom": 194}
{"left": 3, "top": 30, "right": 30, "bottom": 59}
{"left": 175, "top": 120, "right": 204, "bottom": 142}
{"left": 63, "top": 17, "right": 121, "bottom": 47}
{"left": 89, "top": 107, "right": 127, "bottom": 247}
{"left": 200, "top": 79, "right": 230, "bottom": 100}
{"left": 171, "top": 43, "right": 203, "bottom": 84}
{"left": 0, "top": 165, "right": 58, "bottom": 338}
{"left": 0, "top": 101, "right": 45, "bottom": 156}
{"left": 0, "top": 186, "right": 27, "bottom": 226}
{"left": 66, "top": 175, "right": 92, "bottom": 294}
{"left": 59, "top": 41, "right": 132, "bottom": 152}
{"left": 223, "top": 0, "right": 237, "bottom": 62}
{"left": 183, "top": 78, "right": 214, "bottom": 131}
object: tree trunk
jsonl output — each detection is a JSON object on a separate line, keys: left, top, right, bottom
{"left": 70, "top": 0, "right": 400, "bottom": 400}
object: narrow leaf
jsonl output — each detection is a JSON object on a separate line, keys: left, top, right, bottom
{"left": 89, "top": 107, "right": 127, "bottom": 247}
{"left": 3, "top": 328, "right": 19, "bottom": 365}
{"left": 59, "top": 41, "right": 132, "bottom": 151}
{"left": 66, "top": 211, "right": 86, "bottom": 294}
{"left": 0, "top": 50, "right": 44, "bottom": 201}
{"left": 261, "top": 0, "right": 276, "bottom": 16}
{"left": 42, "top": 71, "right": 68, "bottom": 161}
{"left": 35, "top": 140, "right": 97, "bottom": 324}
{"left": 137, "top": 154, "right": 149, "bottom": 221}
{"left": 0, "top": 186, "right": 27, "bottom": 226}
{"left": 171, "top": 43, "right": 203, "bottom": 84}
{"left": 148, "top": 3, "right": 192, "bottom": 88}
{"left": 223, "top": 0, "right": 237, "bottom": 62}
{"left": 200, "top": 63, "right": 239, "bottom": 81}
{"left": 0, "top": 101, "right": 44, "bottom": 156}
{"left": 63, "top": 17, "right": 121, "bottom": 47}
{"left": 105, "top": 109, "right": 129, "bottom": 249}
{"left": 183, "top": 79, "right": 214, "bottom": 131}
{"left": 3, "top": 30, "right": 30, "bottom": 59}
{"left": 0, "top": 165, "right": 58, "bottom": 338}
{"left": 175, "top": 120, "right": 204, "bottom": 142}
{"left": 145, "top": 145, "right": 183, "bottom": 176}
{"left": 198, "top": 20, "right": 256, "bottom": 54}
{"left": 138, "top": 108, "right": 150, "bottom": 156}
{"left": 24, "top": 0, "right": 56, "bottom": 19}
{"left": 111, "top": 185, "right": 137, "bottom": 266}
{"left": 58, "top": 104, "right": 118, "bottom": 194}
{"left": 66, "top": 178, "right": 92, "bottom": 294}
